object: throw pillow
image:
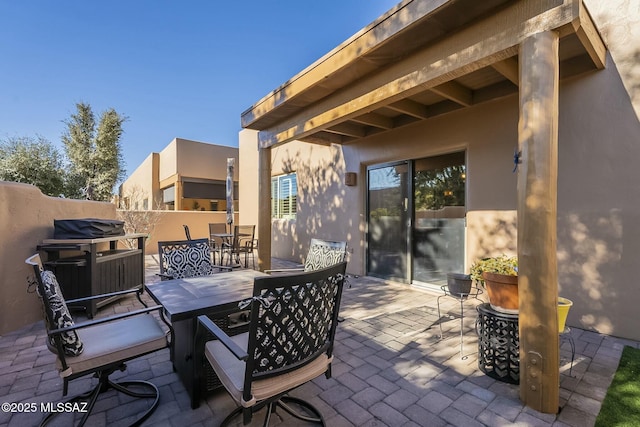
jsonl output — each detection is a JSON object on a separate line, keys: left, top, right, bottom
{"left": 40, "top": 270, "right": 84, "bottom": 356}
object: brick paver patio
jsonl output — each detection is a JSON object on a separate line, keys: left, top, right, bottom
{"left": 1, "top": 256, "right": 637, "bottom": 426}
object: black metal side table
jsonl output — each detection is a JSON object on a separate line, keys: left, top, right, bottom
{"left": 476, "top": 303, "right": 520, "bottom": 384}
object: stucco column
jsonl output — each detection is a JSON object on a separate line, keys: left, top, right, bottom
{"left": 517, "top": 31, "right": 560, "bottom": 413}
{"left": 257, "top": 147, "right": 272, "bottom": 271}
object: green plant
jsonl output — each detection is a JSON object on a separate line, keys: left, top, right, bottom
{"left": 470, "top": 255, "right": 518, "bottom": 287}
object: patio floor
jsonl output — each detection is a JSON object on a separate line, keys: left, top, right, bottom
{"left": 1, "top": 256, "right": 638, "bottom": 426}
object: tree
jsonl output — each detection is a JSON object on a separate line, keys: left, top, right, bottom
{"left": 62, "top": 102, "right": 127, "bottom": 201}
{"left": 0, "top": 136, "right": 66, "bottom": 196}
{"left": 116, "top": 185, "right": 163, "bottom": 249}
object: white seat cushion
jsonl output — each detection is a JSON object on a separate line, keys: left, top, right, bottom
{"left": 57, "top": 314, "right": 167, "bottom": 377}
{"left": 205, "top": 332, "right": 331, "bottom": 407}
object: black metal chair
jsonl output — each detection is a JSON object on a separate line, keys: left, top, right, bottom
{"left": 195, "top": 261, "right": 347, "bottom": 426}
{"left": 183, "top": 224, "right": 192, "bottom": 240}
{"left": 225, "top": 225, "right": 256, "bottom": 269}
{"left": 208, "top": 222, "right": 228, "bottom": 265}
{"left": 25, "top": 254, "right": 172, "bottom": 427}
{"left": 265, "top": 238, "right": 347, "bottom": 274}
{"left": 157, "top": 238, "right": 232, "bottom": 280}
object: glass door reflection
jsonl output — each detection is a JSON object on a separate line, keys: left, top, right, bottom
{"left": 367, "top": 162, "right": 409, "bottom": 282}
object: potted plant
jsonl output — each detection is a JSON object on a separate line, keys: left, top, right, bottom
{"left": 470, "top": 255, "right": 518, "bottom": 313}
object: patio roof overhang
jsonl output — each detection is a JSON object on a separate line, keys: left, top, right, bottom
{"left": 241, "top": 0, "right": 605, "bottom": 149}
{"left": 244, "top": 0, "right": 608, "bottom": 415}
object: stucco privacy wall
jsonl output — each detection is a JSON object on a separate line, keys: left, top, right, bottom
{"left": 134, "top": 210, "right": 238, "bottom": 255}
{"left": 239, "top": 2, "right": 640, "bottom": 340}
{"left": 0, "top": 182, "right": 116, "bottom": 334}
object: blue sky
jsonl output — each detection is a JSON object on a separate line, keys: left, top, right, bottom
{"left": 0, "top": 1, "right": 399, "bottom": 177}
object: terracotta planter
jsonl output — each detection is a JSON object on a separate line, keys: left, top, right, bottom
{"left": 482, "top": 271, "right": 518, "bottom": 314}
{"left": 446, "top": 273, "right": 472, "bottom": 295}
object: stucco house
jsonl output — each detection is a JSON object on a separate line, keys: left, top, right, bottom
{"left": 238, "top": 0, "right": 640, "bottom": 411}
{"left": 119, "top": 137, "right": 239, "bottom": 212}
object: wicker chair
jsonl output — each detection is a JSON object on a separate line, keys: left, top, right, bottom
{"left": 195, "top": 261, "right": 347, "bottom": 426}
{"left": 157, "top": 238, "right": 232, "bottom": 280}
{"left": 25, "top": 254, "right": 172, "bottom": 427}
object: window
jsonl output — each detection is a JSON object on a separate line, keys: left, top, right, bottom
{"left": 271, "top": 173, "right": 297, "bottom": 219}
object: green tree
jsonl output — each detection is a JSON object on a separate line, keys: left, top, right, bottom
{"left": 0, "top": 136, "right": 66, "bottom": 196}
{"left": 62, "top": 102, "right": 127, "bottom": 201}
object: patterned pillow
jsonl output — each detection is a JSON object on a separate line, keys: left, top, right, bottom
{"left": 164, "top": 243, "right": 214, "bottom": 278}
{"left": 40, "top": 270, "right": 84, "bottom": 356}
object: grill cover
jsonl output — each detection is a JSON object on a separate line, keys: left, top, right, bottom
{"left": 53, "top": 218, "right": 125, "bottom": 239}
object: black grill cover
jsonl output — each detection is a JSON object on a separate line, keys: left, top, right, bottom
{"left": 54, "top": 218, "right": 125, "bottom": 239}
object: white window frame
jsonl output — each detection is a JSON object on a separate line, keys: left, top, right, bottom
{"left": 271, "top": 173, "right": 297, "bottom": 219}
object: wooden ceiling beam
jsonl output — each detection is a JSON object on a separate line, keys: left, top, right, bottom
{"left": 388, "top": 99, "right": 429, "bottom": 119}
{"left": 350, "top": 112, "right": 394, "bottom": 129}
{"left": 491, "top": 57, "right": 520, "bottom": 85}
{"left": 571, "top": 3, "right": 606, "bottom": 69}
{"left": 257, "top": 0, "right": 582, "bottom": 148}
{"left": 325, "top": 122, "right": 368, "bottom": 138}
{"left": 430, "top": 81, "right": 473, "bottom": 107}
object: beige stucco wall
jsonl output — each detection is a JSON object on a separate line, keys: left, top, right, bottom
{"left": 173, "top": 138, "right": 239, "bottom": 182}
{"left": 135, "top": 210, "right": 238, "bottom": 255}
{"left": 120, "top": 152, "right": 160, "bottom": 209}
{"left": 239, "top": 3, "right": 640, "bottom": 340}
{"left": 0, "top": 182, "right": 117, "bottom": 334}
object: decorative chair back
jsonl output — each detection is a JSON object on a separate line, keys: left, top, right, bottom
{"left": 303, "top": 238, "right": 347, "bottom": 272}
{"left": 243, "top": 261, "right": 347, "bottom": 402}
{"left": 158, "top": 238, "right": 218, "bottom": 279}
{"left": 26, "top": 254, "right": 72, "bottom": 357}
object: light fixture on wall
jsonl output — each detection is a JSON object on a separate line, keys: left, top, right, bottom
{"left": 345, "top": 172, "right": 357, "bottom": 186}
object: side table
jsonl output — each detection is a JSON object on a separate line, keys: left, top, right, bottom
{"left": 476, "top": 303, "right": 519, "bottom": 384}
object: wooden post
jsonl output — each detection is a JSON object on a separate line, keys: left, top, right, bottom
{"left": 257, "top": 147, "right": 272, "bottom": 271}
{"left": 517, "top": 31, "right": 560, "bottom": 413}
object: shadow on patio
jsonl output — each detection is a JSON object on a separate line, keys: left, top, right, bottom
{"left": 1, "top": 257, "right": 637, "bottom": 426}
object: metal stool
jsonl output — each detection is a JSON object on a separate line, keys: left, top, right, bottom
{"left": 437, "top": 285, "right": 483, "bottom": 358}
{"left": 560, "top": 326, "right": 576, "bottom": 376}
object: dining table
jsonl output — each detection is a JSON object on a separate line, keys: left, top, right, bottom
{"left": 145, "top": 269, "right": 266, "bottom": 408}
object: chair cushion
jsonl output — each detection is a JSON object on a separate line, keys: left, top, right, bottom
{"left": 204, "top": 333, "right": 331, "bottom": 406}
{"left": 57, "top": 313, "right": 167, "bottom": 377}
{"left": 164, "top": 243, "right": 214, "bottom": 278}
{"left": 40, "top": 270, "right": 84, "bottom": 356}
{"left": 303, "top": 242, "right": 345, "bottom": 271}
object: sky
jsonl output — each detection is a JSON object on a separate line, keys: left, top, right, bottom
{"left": 0, "top": 0, "right": 399, "bottom": 177}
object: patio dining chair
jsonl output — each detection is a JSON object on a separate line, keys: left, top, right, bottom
{"left": 25, "top": 254, "right": 172, "bottom": 427}
{"left": 224, "top": 224, "right": 256, "bottom": 269}
{"left": 195, "top": 261, "right": 347, "bottom": 426}
{"left": 157, "top": 238, "right": 232, "bottom": 280}
{"left": 265, "top": 238, "right": 347, "bottom": 275}
{"left": 208, "top": 222, "right": 228, "bottom": 265}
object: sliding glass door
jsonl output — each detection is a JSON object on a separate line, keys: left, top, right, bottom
{"left": 412, "top": 152, "right": 466, "bottom": 285}
{"left": 367, "top": 162, "right": 409, "bottom": 282}
{"left": 367, "top": 153, "right": 466, "bottom": 285}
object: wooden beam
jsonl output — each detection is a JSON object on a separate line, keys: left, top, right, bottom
{"left": 491, "top": 57, "right": 520, "bottom": 85}
{"left": 257, "top": 147, "right": 272, "bottom": 271}
{"left": 257, "top": 0, "right": 578, "bottom": 148}
{"left": 517, "top": 30, "right": 559, "bottom": 414}
{"left": 387, "top": 99, "right": 430, "bottom": 119}
{"left": 572, "top": 3, "right": 606, "bottom": 69}
{"left": 350, "top": 112, "right": 394, "bottom": 129}
{"left": 325, "top": 122, "right": 367, "bottom": 138}
{"left": 241, "top": 0, "right": 450, "bottom": 128}
{"left": 430, "top": 81, "right": 473, "bottom": 106}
